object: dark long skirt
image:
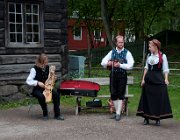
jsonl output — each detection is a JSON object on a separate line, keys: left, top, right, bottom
{"left": 136, "top": 81, "right": 173, "bottom": 120}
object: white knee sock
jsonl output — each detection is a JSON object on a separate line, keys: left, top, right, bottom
{"left": 113, "top": 100, "right": 118, "bottom": 114}
{"left": 116, "top": 100, "right": 122, "bottom": 115}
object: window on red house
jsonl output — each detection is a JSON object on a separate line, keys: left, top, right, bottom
{"left": 94, "top": 29, "right": 101, "bottom": 41}
{"left": 73, "top": 27, "right": 82, "bottom": 40}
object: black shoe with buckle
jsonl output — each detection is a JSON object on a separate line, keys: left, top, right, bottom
{"left": 143, "top": 118, "right": 149, "bottom": 125}
{"left": 156, "top": 120, "right": 160, "bottom": 126}
{"left": 115, "top": 114, "right": 121, "bottom": 121}
{"left": 54, "top": 115, "right": 64, "bottom": 121}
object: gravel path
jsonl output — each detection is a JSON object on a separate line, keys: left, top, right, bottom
{"left": 0, "top": 104, "right": 179, "bottom": 140}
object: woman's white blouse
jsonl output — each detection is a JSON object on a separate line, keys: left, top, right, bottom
{"left": 144, "top": 53, "right": 169, "bottom": 73}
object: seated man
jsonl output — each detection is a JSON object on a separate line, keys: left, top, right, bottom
{"left": 26, "top": 53, "right": 64, "bottom": 121}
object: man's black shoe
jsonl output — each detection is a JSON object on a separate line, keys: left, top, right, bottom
{"left": 155, "top": 120, "right": 160, "bottom": 126}
{"left": 54, "top": 115, "right": 64, "bottom": 121}
{"left": 115, "top": 114, "right": 121, "bottom": 121}
{"left": 143, "top": 118, "right": 149, "bottom": 125}
{"left": 42, "top": 115, "right": 48, "bottom": 120}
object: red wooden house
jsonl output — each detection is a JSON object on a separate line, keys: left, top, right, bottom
{"left": 67, "top": 18, "right": 125, "bottom": 51}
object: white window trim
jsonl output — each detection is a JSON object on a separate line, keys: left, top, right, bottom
{"left": 94, "top": 29, "right": 101, "bottom": 41}
{"left": 73, "top": 27, "right": 82, "bottom": 40}
{"left": 6, "top": 2, "right": 43, "bottom": 48}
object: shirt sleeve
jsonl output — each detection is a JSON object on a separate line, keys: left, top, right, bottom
{"left": 26, "top": 68, "right": 38, "bottom": 86}
{"left": 144, "top": 59, "right": 148, "bottom": 69}
{"left": 101, "top": 50, "right": 112, "bottom": 68}
{"left": 162, "top": 54, "right": 169, "bottom": 73}
{"left": 120, "top": 51, "right": 134, "bottom": 70}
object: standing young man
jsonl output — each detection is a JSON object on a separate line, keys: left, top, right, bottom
{"left": 101, "top": 35, "right": 134, "bottom": 121}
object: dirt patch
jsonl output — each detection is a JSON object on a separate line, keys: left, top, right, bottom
{"left": 0, "top": 104, "right": 179, "bottom": 140}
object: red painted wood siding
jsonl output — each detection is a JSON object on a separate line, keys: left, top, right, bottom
{"left": 68, "top": 19, "right": 124, "bottom": 50}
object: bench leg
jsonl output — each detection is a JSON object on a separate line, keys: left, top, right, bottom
{"left": 123, "top": 97, "right": 128, "bottom": 116}
{"left": 28, "top": 103, "right": 33, "bottom": 114}
{"left": 75, "top": 97, "right": 81, "bottom": 115}
{"left": 125, "top": 98, "right": 129, "bottom": 116}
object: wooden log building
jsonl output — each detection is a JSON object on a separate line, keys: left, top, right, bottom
{"left": 0, "top": 0, "right": 68, "bottom": 102}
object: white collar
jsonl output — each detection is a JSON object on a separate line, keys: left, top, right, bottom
{"left": 116, "top": 47, "right": 124, "bottom": 53}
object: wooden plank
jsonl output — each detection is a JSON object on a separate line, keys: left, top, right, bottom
{"left": 0, "top": 10, "right": 4, "bottom": 20}
{"left": 0, "top": 54, "right": 61, "bottom": 64}
{"left": 44, "top": 40, "right": 62, "bottom": 47}
{"left": 44, "top": 47, "right": 64, "bottom": 53}
{"left": 0, "top": 48, "right": 5, "bottom": 54}
{"left": 75, "top": 76, "right": 134, "bottom": 85}
{"left": 5, "top": 47, "right": 63, "bottom": 54}
{"left": 0, "top": 62, "right": 61, "bottom": 74}
{"left": 0, "top": 79, "right": 28, "bottom": 86}
{"left": 0, "top": 20, "right": 4, "bottom": 29}
{"left": 0, "top": 72, "right": 61, "bottom": 81}
{"left": 44, "top": 29, "right": 61, "bottom": 33}
{"left": 0, "top": 38, "right": 4, "bottom": 47}
{"left": 44, "top": 5, "right": 65, "bottom": 13}
{"left": 44, "top": 13, "right": 63, "bottom": 22}
{"left": 0, "top": 1, "right": 4, "bottom": 10}
{"left": 44, "top": 22, "right": 61, "bottom": 29}
{"left": 97, "top": 94, "right": 134, "bottom": 98}
{"left": 5, "top": 47, "right": 44, "bottom": 54}
{"left": 0, "top": 33, "right": 4, "bottom": 38}
{"left": 44, "top": 31, "right": 61, "bottom": 39}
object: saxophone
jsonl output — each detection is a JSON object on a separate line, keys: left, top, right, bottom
{"left": 43, "top": 65, "right": 56, "bottom": 103}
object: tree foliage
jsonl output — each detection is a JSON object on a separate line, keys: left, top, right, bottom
{"left": 68, "top": 0, "right": 180, "bottom": 42}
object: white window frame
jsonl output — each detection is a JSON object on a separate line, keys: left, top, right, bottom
{"left": 94, "top": 29, "right": 101, "bottom": 41}
{"left": 7, "top": 2, "right": 43, "bottom": 47}
{"left": 125, "top": 28, "right": 135, "bottom": 43}
{"left": 73, "top": 27, "right": 82, "bottom": 40}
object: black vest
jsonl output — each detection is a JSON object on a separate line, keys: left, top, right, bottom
{"left": 111, "top": 48, "right": 128, "bottom": 74}
{"left": 33, "top": 65, "right": 49, "bottom": 91}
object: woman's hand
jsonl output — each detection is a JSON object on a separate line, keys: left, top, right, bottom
{"left": 164, "top": 73, "right": 169, "bottom": 85}
{"left": 141, "top": 79, "right": 145, "bottom": 86}
{"left": 37, "top": 81, "right": 45, "bottom": 88}
{"left": 165, "top": 79, "right": 169, "bottom": 85}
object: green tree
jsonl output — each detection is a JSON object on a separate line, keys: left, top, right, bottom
{"left": 69, "top": 0, "right": 180, "bottom": 43}
{"left": 68, "top": 0, "right": 102, "bottom": 77}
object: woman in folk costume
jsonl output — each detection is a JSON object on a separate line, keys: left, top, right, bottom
{"left": 136, "top": 39, "right": 173, "bottom": 126}
{"left": 101, "top": 35, "right": 134, "bottom": 121}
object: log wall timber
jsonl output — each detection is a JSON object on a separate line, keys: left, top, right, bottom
{"left": 0, "top": 0, "right": 68, "bottom": 102}
{"left": 0, "top": 62, "right": 61, "bottom": 74}
{"left": 0, "top": 0, "right": 5, "bottom": 49}
{"left": 0, "top": 54, "right": 61, "bottom": 64}
{"left": 0, "top": 72, "right": 61, "bottom": 83}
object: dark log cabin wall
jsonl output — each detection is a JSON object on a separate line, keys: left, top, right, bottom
{"left": 0, "top": 0, "right": 68, "bottom": 102}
